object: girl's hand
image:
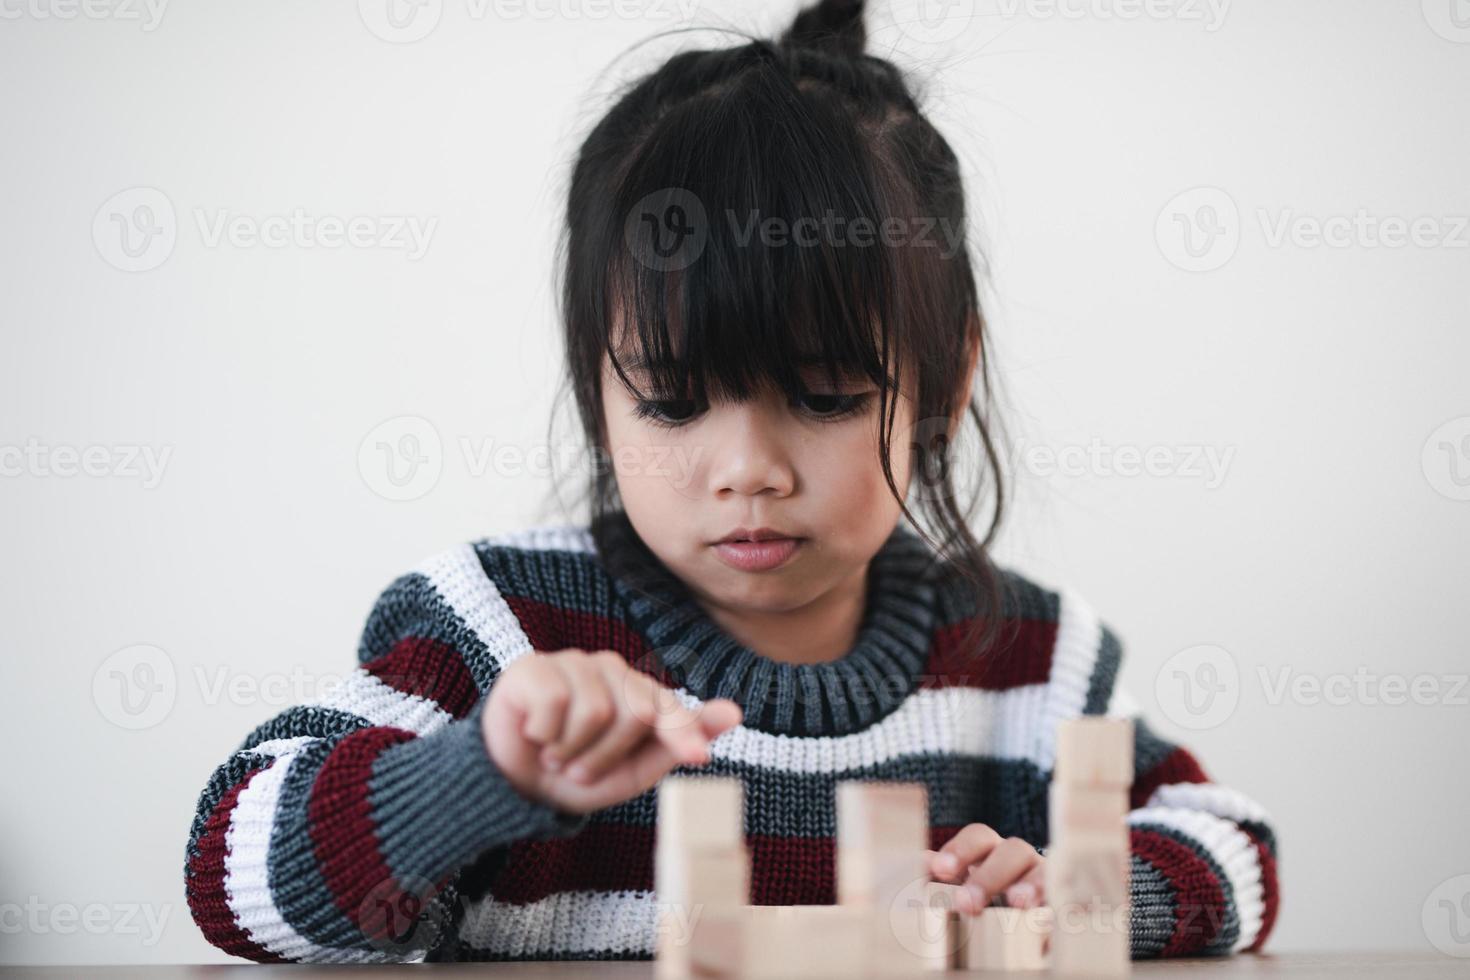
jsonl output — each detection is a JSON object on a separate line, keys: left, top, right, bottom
{"left": 927, "top": 824, "right": 1046, "bottom": 914}
{"left": 482, "top": 648, "right": 743, "bottom": 815}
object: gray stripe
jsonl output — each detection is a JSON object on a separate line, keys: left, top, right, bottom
{"left": 591, "top": 752, "right": 1052, "bottom": 844}
{"left": 1083, "top": 621, "right": 1123, "bottom": 716}
{"left": 1130, "top": 821, "right": 1241, "bottom": 954}
{"left": 267, "top": 738, "right": 366, "bottom": 949}
{"left": 357, "top": 570, "right": 500, "bottom": 692}
{"left": 1128, "top": 854, "right": 1176, "bottom": 958}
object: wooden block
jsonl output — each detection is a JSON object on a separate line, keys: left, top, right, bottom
{"left": 657, "top": 776, "right": 745, "bottom": 853}
{"left": 1045, "top": 841, "right": 1130, "bottom": 976}
{"left": 836, "top": 781, "right": 929, "bottom": 853}
{"left": 1048, "top": 919, "right": 1130, "bottom": 977}
{"left": 1054, "top": 717, "right": 1134, "bottom": 788}
{"left": 1049, "top": 782, "right": 1129, "bottom": 850}
{"left": 837, "top": 846, "right": 929, "bottom": 910}
{"left": 655, "top": 849, "right": 749, "bottom": 979}
{"left": 655, "top": 905, "right": 744, "bottom": 979}
{"left": 835, "top": 781, "right": 929, "bottom": 908}
{"left": 870, "top": 877, "right": 954, "bottom": 974}
{"left": 741, "top": 906, "right": 870, "bottom": 979}
{"left": 656, "top": 847, "right": 749, "bottom": 908}
{"left": 654, "top": 778, "right": 747, "bottom": 980}
{"left": 958, "top": 906, "right": 1052, "bottom": 972}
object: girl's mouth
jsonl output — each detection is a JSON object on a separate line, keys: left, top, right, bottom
{"left": 711, "top": 537, "right": 804, "bottom": 572}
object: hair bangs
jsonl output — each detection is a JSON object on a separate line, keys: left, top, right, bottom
{"left": 599, "top": 59, "right": 925, "bottom": 410}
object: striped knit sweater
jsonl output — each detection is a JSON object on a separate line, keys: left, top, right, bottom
{"left": 184, "top": 510, "right": 1280, "bottom": 963}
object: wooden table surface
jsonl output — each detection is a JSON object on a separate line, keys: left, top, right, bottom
{"left": 0, "top": 953, "right": 1459, "bottom": 978}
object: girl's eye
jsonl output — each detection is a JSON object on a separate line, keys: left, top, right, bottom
{"left": 631, "top": 392, "right": 873, "bottom": 428}
{"left": 796, "top": 391, "right": 872, "bottom": 420}
{"left": 632, "top": 399, "right": 701, "bottom": 427}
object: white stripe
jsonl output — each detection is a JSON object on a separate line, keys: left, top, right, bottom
{"left": 223, "top": 760, "right": 393, "bottom": 963}
{"left": 242, "top": 736, "right": 314, "bottom": 758}
{"left": 1146, "top": 782, "right": 1272, "bottom": 827}
{"left": 1128, "top": 805, "right": 1265, "bottom": 953}
{"left": 456, "top": 889, "right": 657, "bottom": 956}
{"left": 416, "top": 543, "right": 535, "bottom": 671}
{"left": 1034, "top": 587, "right": 1104, "bottom": 773}
{"left": 1106, "top": 682, "right": 1143, "bottom": 719}
{"left": 303, "top": 668, "right": 456, "bottom": 736}
{"left": 664, "top": 683, "right": 1054, "bottom": 772}
{"left": 480, "top": 523, "right": 596, "bottom": 556}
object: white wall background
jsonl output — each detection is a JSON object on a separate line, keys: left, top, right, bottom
{"left": 2, "top": 0, "right": 1467, "bottom": 965}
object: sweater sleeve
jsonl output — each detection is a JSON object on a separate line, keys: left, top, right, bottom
{"left": 1039, "top": 587, "right": 1280, "bottom": 960}
{"left": 183, "top": 544, "right": 589, "bottom": 963}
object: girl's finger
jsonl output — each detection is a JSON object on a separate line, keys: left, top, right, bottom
{"left": 932, "top": 824, "right": 1003, "bottom": 882}
{"left": 962, "top": 837, "right": 1042, "bottom": 913}
{"left": 561, "top": 657, "right": 666, "bottom": 782}
{"left": 1005, "top": 862, "right": 1047, "bottom": 910}
{"left": 628, "top": 674, "right": 716, "bottom": 765}
{"left": 541, "top": 654, "right": 615, "bottom": 768}
{"left": 516, "top": 656, "right": 573, "bottom": 746}
{"left": 576, "top": 725, "right": 689, "bottom": 806}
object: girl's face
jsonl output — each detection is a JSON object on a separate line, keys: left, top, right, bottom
{"left": 600, "top": 351, "right": 917, "bottom": 616}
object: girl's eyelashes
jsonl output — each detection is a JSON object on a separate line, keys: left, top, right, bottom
{"left": 631, "top": 392, "right": 874, "bottom": 429}
{"left": 631, "top": 398, "right": 700, "bottom": 429}
{"left": 797, "top": 391, "right": 872, "bottom": 420}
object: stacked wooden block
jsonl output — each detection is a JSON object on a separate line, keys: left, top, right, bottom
{"left": 654, "top": 777, "right": 749, "bottom": 978}
{"left": 1045, "top": 716, "right": 1135, "bottom": 977}
{"left": 834, "top": 782, "right": 952, "bottom": 972}
{"left": 655, "top": 718, "right": 1134, "bottom": 979}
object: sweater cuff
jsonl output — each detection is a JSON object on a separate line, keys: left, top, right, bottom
{"left": 368, "top": 698, "right": 589, "bottom": 884}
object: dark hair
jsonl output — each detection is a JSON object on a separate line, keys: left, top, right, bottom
{"left": 546, "top": 0, "right": 1013, "bottom": 658}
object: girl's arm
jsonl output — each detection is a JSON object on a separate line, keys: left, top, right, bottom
{"left": 183, "top": 546, "right": 588, "bottom": 963}
{"left": 1041, "top": 590, "right": 1280, "bottom": 959}
{"left": 1121, "top": 701, "right": 1280, "bottom": 957}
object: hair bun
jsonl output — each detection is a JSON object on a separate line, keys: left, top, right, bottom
{"left": 779, "top": 0, "right": 867, "bottom": 58}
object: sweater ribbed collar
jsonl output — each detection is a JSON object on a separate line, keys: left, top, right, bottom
{"left": 596, "top": 509, "right": 942, "bottom": 737}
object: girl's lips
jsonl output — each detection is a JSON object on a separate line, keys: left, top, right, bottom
{"left": 711, "top": 537, "right": 803, "bottom": 572}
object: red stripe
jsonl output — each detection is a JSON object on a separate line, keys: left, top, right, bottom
{"left": 921, "top": 618, "right": 1056, "bottom": 690}
{"left": 1129, "top": 826, "right": 1227, "bottom": 955}
{"left": 1242, "top": 827, "right": 1280, "bottom": 952}
{"left": 511, "top": 595, "right": 1059, "bottom": 695}
{"left": 307, "top": 726, "right": 453, "bottom": 947}
{"left": 487, "top": 823, "right": 969, "bottom": 906}
{"left": 363, "top": 637, "right": 480, "bottom": 718}
{"left": 185, "top": 765, "right": 290, "bottom": 963}
{"left": 1131, "top": 747, "right": 1209, "bottom": 809}
{"left": 504, "top": 597, "right": 652, "bottom": 661}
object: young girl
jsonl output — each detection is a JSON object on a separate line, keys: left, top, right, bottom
{"left": 184, "top": 0, "right": 1278, "bottom": 964}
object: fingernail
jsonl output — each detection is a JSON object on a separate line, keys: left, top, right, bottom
{"left": 541, "top": 750, "right": 562, "bottom": 772}
{"left": 966, "top": 884, "right": 986, "bottom": 911}
{"left": 566, "top": 763, "right": 589, "bottom": 783}
{"left": 937, "top": 854, "right": 958, "bottom": 874}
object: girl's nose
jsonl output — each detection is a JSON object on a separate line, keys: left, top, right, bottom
{"left": 704, "top": 406, "right": 797, "bottom": 499}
